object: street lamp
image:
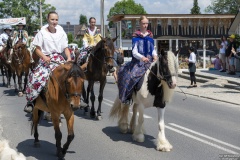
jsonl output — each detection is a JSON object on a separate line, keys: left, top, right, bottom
{"left": 40, "top": 0, "right": 42, "bottom": 27}
{"left": 100, "top": 0, "right": 104, "bottom": 37}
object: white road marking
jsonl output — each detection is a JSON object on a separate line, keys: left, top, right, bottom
{"left": 169, "top": 123, "right": 240, "bottom": 151}
{"left": 166, "top": 125, "right": 239, "bottom": 154}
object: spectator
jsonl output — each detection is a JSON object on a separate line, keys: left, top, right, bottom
{"left": 226, "top": 34, "right": 237, "bottom": 75}
{"left": 215, "top": 35, "right": 228, "bottom": 72}
{"left": 212, "top": 54, "right": 221, "bottom": 70}
{"left": 185, "top": 46, "right": 197, "bottom": 88}
{"left": 112, "top": 48, "right": 124, "bottom": 83}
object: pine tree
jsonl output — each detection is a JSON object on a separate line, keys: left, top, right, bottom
{"left": 191, "top": 0, "right": 201, "bottom": 14}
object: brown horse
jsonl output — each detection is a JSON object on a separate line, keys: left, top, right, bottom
{"left": 31, "top": 61, "right": 85, "bottom": 159}
{"left": 10, "top": 43, "right": 32, "bottom": 96}
{"left": 82, "top": 36, "right": 117, "bottom": 120}
{"left": 0, "top": 37, "right": 17, "bottom": 89}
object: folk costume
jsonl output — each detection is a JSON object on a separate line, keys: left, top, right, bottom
{"left": 8, "top": 23, "right": 34, "bottom": 63}
{"left": 0, "top": 27, "right": 12, "bottom": 55}
{"left": 26, "top": 24, "right": 68, "bottom": 102}
{"left": 78, "top": 26, "right": 101, "bottom": 63}
{"left": 118, "top": 30, "right": 157, "bottom": 104}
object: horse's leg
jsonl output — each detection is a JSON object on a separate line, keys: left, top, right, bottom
{"left": 96, "top": 79, "right": 106, "bottom": 120}
{"left": 118, "top": 103, "right": 130, "bottom": 133}
{"left": 23, "top": 71, "right": 28, "bottom": 93}
{"left": 32, "top": 108, "right": 43, "bottom": 147}
{"left": 88, "top": 81, "right": 96, "bottom": 118}
{"left": 156, "top": 107, "right": 172, "bottom": 152}
{"left": 7, "top": 68, "right": 11, "bottom": 88}
{"left": 17, "top": 72, "right": 24, "bottom": 96}
{"left": 52, "top": 113, "right": 64, "bottom": 159}
{"left": 130, "top": 103, "right": 137, "bottom": 133}
{"left": 132, "top": 104, "right": 145, "bottom": 142}
{"left": 62, "top": 111, "right": 74, "bottom": 155}
{"left": 1, "top": 66, "right": 5, "bottom": 86}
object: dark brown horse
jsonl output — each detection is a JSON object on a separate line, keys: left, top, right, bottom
{"left": 82, "top": 36, "right": 117, "bottom": 120}
{"left": 31, "top": 61, "right": 85, "bottom": 159}
{"left": 0, "top": 37, "right": 17, "bottom": 89}
{"left": 10, "top": 43, "right": 32, "bottom": 96}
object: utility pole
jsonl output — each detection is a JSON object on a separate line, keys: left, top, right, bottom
{"left": 40, "top": 0, "right": 43, "bottom": 27}
{"left": 100, "top": 0, "right": 104, "bottom": 37}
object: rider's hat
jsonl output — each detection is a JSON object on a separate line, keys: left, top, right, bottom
{"left": 3, "top": 26, "right": 13, "bottom": 32}
{"left": 16, "top": 22, "right": 26, "bottom": 27}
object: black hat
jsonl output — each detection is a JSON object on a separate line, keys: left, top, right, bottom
{"left": 16, "top": 22, "right": 26, "bottom": 27}
{"left": 189, "top": 46, "right": 195, "bottom": 52}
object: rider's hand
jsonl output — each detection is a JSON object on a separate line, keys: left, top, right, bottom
{"left": 231, "top": 47, "right": 236, "bottom": 55}
{"left": 141, "top": 56, "right": 149, "bottom": 63}
{"left": 43, "top": 55, "right": 50, "bottom": 64}
{"left": 67, "top": 57, "right": 72, "bottom": 62}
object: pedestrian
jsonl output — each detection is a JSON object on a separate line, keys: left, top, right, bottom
{"left": 226, "top": 34, "right": 237, "bottom": 75}
{"left": 117, "top": 15, "right": 158, "bottom": 104}
{"left": 211, "top": 54, "right": 221, "bottom": 70}
{"left": 185, "top": 46, "right": 197, "bottom": 88}
{"left": 112, "top": 48, "right": 124, "bottom": 83}
{"left": 215, "top": 35, "right": 228, "bottom": 72}
{"left": 24, "top": 11, "right": 72, "bottom": 113}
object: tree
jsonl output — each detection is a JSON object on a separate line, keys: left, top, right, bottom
{"left": 67, "top": 33, "right": 74, "bottom": 44}
{"left": 0, "top": 0, "right": 55, "bottom": 35}
{"left": 107, "top": 0, "right": 147, "bottom": 28}
{"left": 190, "top": 0, "right": 201, "bottom": 14}
{"left": 205, "top": 0, "right": 240, "bottom": 14}
{"left": 79, "top": 14, "right": 87, "bottom": 25}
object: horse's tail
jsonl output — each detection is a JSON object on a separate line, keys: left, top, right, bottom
{"left": 31, "top": 109, "right": 43, "bottom": 135}
{"left": 109, "top": 96, "right": 122, "bottom": 120}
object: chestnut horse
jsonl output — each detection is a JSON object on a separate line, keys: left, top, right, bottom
{"left": 81, "top": 36, "right": 117, "bottom": 120}
{"left": 0, "top": 37, "right": 17, "bottom": 89}
{"left": 10, "top": 43, "right": 32, "bottom": 96}
{"left": 110, "top": 50, "right": 178, "bottom": 151}
{"left": 31, "top": 61, "right": 85, "bottom": 159}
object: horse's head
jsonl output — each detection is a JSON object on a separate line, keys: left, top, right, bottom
{"left": 93, "top": 36, "right": 117, "bottom": 70}
{"left": 158, "top": 50, "right": 178, "bottom": 89}
{"left": 6, "top": 36, "right": 13, "bottom": 49}
{"left": 64, "top": 62, "right": 86, "bottom": 110}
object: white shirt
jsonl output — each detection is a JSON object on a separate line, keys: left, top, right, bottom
{"left": 0, "top": 32, "right": 9, "bottom": 46}
{"left": 32, "top": 25, "right": 68, "bottom": 55}
{"left": 132, "top": 44, "right": 157, "bottom": 60}
{"left": 219, "top": 41, "right": 228, "bottom": 54}
{"left": 188, "top": 52, "right": 196, "bottom": 63}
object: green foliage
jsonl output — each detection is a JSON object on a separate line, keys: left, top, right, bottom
{"left": 79, "top": 14, "right": 87, "bottom": 25}
{"left": 67, "top": 33, "right": 74, "bottom": 44}
{"left": 0, "top": 0, "right": 55, "bottom": 35}
{"left": 235, "top": 34, "right": 240, "bottom": 48}
{"left": 107, "top": 0, "right": 147, "bottom": 27}
{"left": 190, "top": 0, "right": 201, "bottom": 14}
{"left": 205, "top": 0, "right": 240, "bottom": 14}
{"left": 73, "top": 39, "right": 83, "bottom": 48}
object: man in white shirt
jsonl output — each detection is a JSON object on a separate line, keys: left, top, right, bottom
{"left": 0, "top": 26, "right": 12, "bottom": 53}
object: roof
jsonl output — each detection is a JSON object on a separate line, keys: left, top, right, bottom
{"left": 228, "top": 10, "right": 240, "bottom": 35}
{"left": 108, "top": 14, "right": 235, "bottom": 22}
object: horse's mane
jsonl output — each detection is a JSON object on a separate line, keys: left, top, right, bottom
{"left": 91, "top": 38, "right": 115, "bottom": 55}
{"left": 67, "top": 62, "right": 85, "bottom": 79}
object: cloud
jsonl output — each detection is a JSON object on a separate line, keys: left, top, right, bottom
{"left": 44, "top": 0, "right": 212, "bottom": 25}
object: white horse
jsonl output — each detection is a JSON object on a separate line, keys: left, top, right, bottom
{"left": 110, "top": 50, "right": 178, "bottom": 151}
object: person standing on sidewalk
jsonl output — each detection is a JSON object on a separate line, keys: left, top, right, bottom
{"left": 185, "top": 46, "right": 197, "bottom": 88}
{"left": 215, "top": 35, "right": 228, "bottom": 72}
{"left": 226, "top": 34, "right": 237, "bottom": 75}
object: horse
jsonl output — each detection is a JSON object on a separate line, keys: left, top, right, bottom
{"left": 10, "top": 43, "right": 32, "bottom": 96}
{"left": 31, "top": 60, "right": 85, "bottom": 159}
{"left": 0, "top": 37, "right": 17, "bottom": 89}
{"left": 81, "top": 36, "right": 117, "bottom": 120}
{"left": 109, "top": 50, "right": 178, "bottom": 151}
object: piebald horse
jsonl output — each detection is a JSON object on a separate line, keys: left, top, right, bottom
{"left": 110, "top": 50, "right": 178, "bottom": 151}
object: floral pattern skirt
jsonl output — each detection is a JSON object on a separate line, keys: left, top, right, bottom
{"left": 26, "top": 53, "right": 66, "bottom": 102}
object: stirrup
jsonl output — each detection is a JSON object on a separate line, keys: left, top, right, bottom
{"left": 24, "top": 102, "right": 34, "bottom": 113}
{"left": 7, "top": 60, "right": 11, "bottom": 64}
{"left": 30, "top": 59, "right": 34, "bottom": 63}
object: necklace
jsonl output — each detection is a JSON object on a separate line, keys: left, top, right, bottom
{"left": 47, "top": 26, "right": 56, "bottom": 33}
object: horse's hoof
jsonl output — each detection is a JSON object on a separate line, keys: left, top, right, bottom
{"left": 119, "top": 123, "right": 128, "bottom": 134}
{"left": 34, "top": 142, "right": 40, "bottom": 148}
{"left": 156, "top": 139, "right": 173, "bottom": 152}
{"left": 7, "top": 85, "right": 10, "bottom": 88}
{"left": 97, "top": 115, "right": 102, "bottom": 120}
{"left": 90, "top": 114, "right": 95, "bottom": 119}
{"left": 132, "top": 134, "right": 145, "bottom": 142}
{"left": 18, "top": 92, "right": 23, "bottom": 97}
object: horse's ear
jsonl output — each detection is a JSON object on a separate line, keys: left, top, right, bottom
{"left": 112, "top": 36, "right": 118, "bottom": 42}
{"left": 100, "top": 36, "right": 104, "bottom": 40}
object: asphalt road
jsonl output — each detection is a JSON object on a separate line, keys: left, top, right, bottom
{"left": 0, "top": 76, "right": 240, "bottom": 160}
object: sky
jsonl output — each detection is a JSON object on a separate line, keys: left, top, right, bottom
{"left": 46, "top": 0, "right": 212, "bottom": 25}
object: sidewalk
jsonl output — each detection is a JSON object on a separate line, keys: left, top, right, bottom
{"left": 177, "top": 70, "right": 240, "bottom": 105}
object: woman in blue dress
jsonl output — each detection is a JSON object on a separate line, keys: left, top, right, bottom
{"left": 118, "top": 16, "right": 158, "bottom": 104}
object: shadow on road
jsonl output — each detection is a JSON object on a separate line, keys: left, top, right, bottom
{"left": 102, "top": 126, "right": 156, "bottom": 149}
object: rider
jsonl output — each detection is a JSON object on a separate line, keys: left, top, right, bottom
{"left": 117, "top": 16, "right": 158, "bottom": 104}
{"left": 24, "top": 11, "right": 72, "bottom": 113}
{"left": 8, "top": 22, "right": 34, "bottom": 63}
{"left": 0, "top": 26, "right": 12, "bottom": 55}
{"left": 78, "top": 17, "right": 101, "bottom": 69}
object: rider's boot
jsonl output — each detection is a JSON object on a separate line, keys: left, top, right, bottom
{"left": 27, "top": 48, "right": 34, "bottom": 63}
{"left": 7, "top": 49, "right": 13, "bottom": 64}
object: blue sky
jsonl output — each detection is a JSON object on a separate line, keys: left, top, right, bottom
{"left": 46, "top": 0, "right": 212, "bottom": 25}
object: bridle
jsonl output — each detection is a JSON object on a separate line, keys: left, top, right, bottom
{"left": 13, "top": 45, "right": 25, "bottom": 64}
